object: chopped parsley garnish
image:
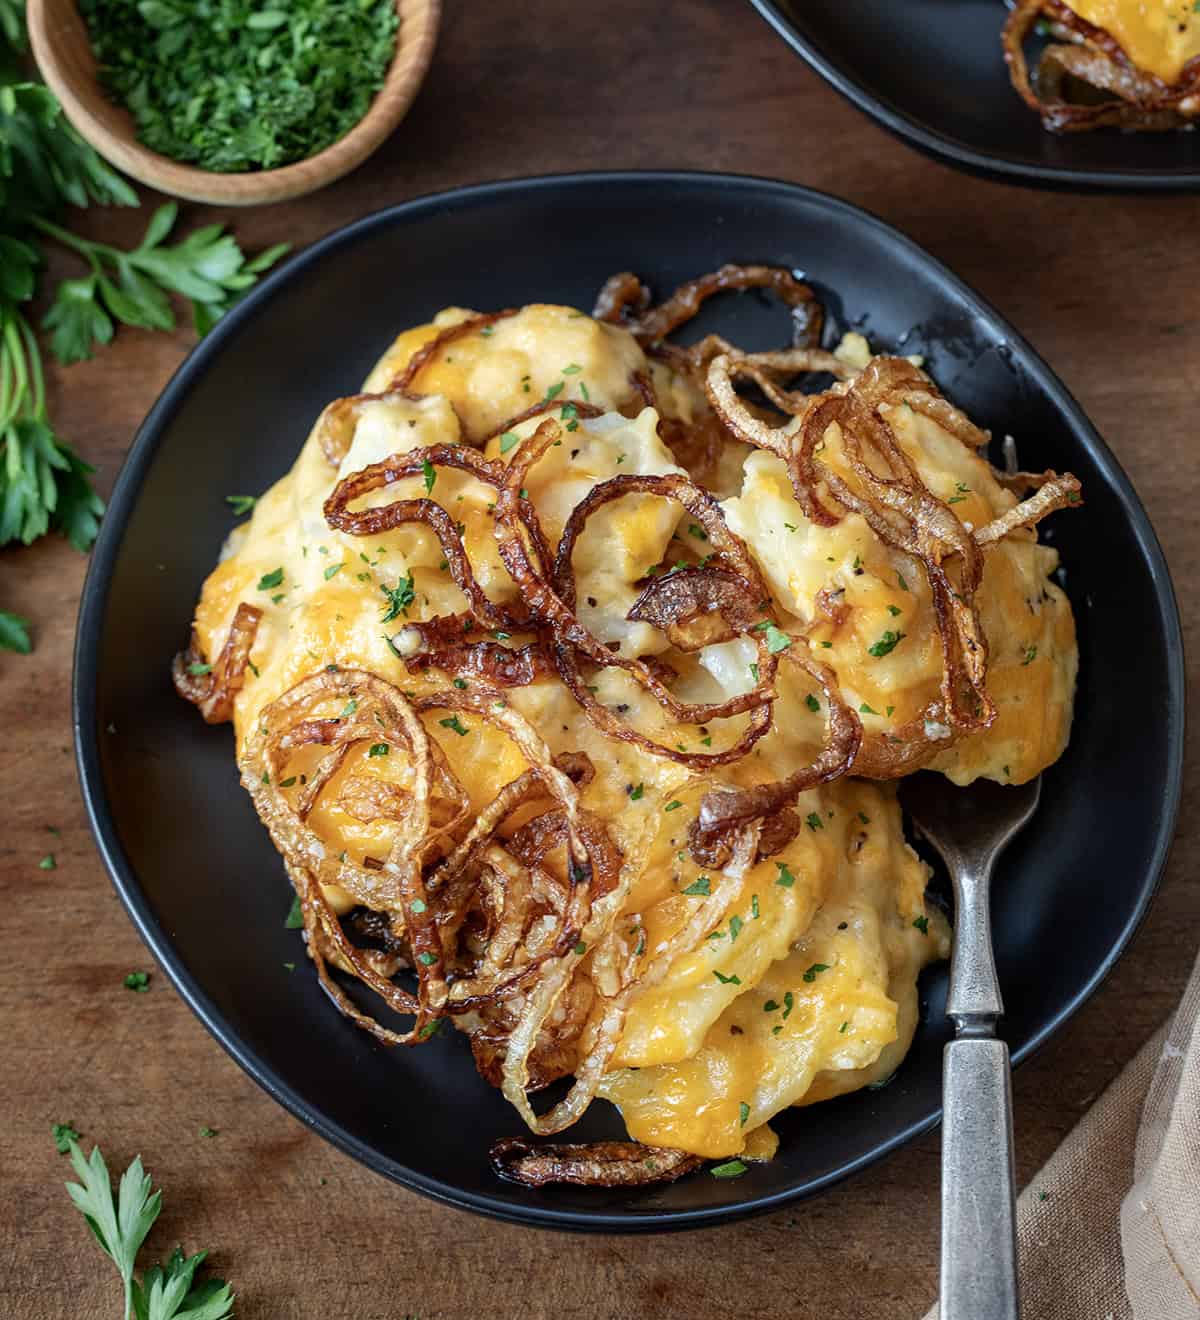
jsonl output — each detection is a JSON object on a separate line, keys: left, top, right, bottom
{"left": 775, "top": 862, "right": 795, "bottom": 888}
{"left": 562, "top": 363, "right": 582, "bottom": 375}
{"left": 185, "top": 661, "right": 213, "bottom": 676}
{"left": 629, "top": 782, "right": 645, "bottom": 800}
{"left": 700, "top": 735, "right": 713, "bottom": 746}
{"left": 762, "top": 622, "right": 790, "bottom": 654}
{"left": 682, "top": 876, "right": 711, "bottom": 896}
{"left": 839, "top": 1021, "right": 849, "bottom": 1033}
{"left": 763, "top": 999, "right": 780, "bottom": 1012}
{"left": 278, "top": 776, "right": 296, "bottom": 788}
{"left": 897, "top": 571, "right": 909, "bottom": 591}
{"left": 782, "top": 990, "right": 795, "bottom": 1019}
{"left": 801, "top": 964, "right": 829, "bottom": 983}
{"left": 858, "top": 811, "right": 870, "bottom": 825}
{"left": 422, "top": 459, "right": 436, "bottom": 494}
{"left": 913, "top": 915, "right": 930, "bottom": 935}
{"left": 285, "top": 895, "right": 303, "bottom": 929}
{"left": 544, "top": 381, "right": 564, "bottom": 403}
{"left": 819, "top": 639, "right": 833, "bottom": 648}
{"left": 339, "top": 698, "right": 357, "bottom": 719}
{"left": 368, "top": 743, "right": 389, "bottom": 757}
{"left": 805, "top": 693, "right": 820, "bottom": 713}
{"left": 860, "top": 702, "right": 879, "bottom": 716}
{"left": 664, "top": 800, "right": 683, "bottom": 812}
{"left": 710, "top": 1159, "right": 748, "bottom": 1179}
{"left": 438, "top": 716, "right": 469, "bottom": 737}
{"left": 783, "top": 521, "right": 798, "bottom": 533}
{"left": 480, "top": 325, "right": 495, "bottom": 337}
{"left": 574, "top": 941, "right": 588, "bottom": 956}
{"left": 729, "top": 914, "right": 744, "bottom": 942}
{"left": 739, "top": 1102, "right": 750, "bottom": 1127}
{"left": 416, "top": 952, "right": 438, "bottom": 966}
{"left": 198, "top": 1126, "right": 218, "bottom": 1138}
{"left": 751, "top": 894, "right": 760, "bottom": 919}
{"left": 1022, "top": 644, "right": 1038, "bottom": 666}
{"left": 748, "top": 662, "right": 760, "bottom": 682}
{"left": 493, "top": 630, "right": 512, "bottom": 640}
{"left": 713, "top": 970, "right": 742, "bottom": 985}
{"left": 38, "top": 852, "right": 57, "bottom": 870}
{"left": 887, "top": 604, "right": 902, "bottom": 617}
{"left": 805, "top": 812, "right": 823, "bottom": 831}
{"left": 225, "top": 494, "right": 256, "bottom": 515}
{"left": 687, "top": 523, "right": 708, "bottom": 541}
{"left": 380, "top": 571, "right": 415, "bottom": 622}
{"left": 452, "top": 677, "right": 468, "bottom": 690}
{"left": 947, "top": 482, "right": 971, "bottom": 504}
{"left": 867, "top": 629, "right": 905, "bottom": 658}
{"left": 409, "top": 898, "right": 427, "bottom": 914}
{"left": 418, "top": 1019, "right": 444, "bottom": 1040}
{"left": 123, "top": 971, "right": 150, "bottom": 993}
{"left": 324, "top": 562, "right": 343, "bottom": 580}
{"left": 256, "top": 567, "right": 284, "bottom": 591}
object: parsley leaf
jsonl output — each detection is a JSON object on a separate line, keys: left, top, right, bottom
{"left": 60, "top": 1133, "right": 235, "bottom": 1320}
{"left": 379, "top": 571, "right": 415, "bottom": 622}
{"left": 682, "top": 876, "right": 711, "bottom": 896}
{"left": 0, "top": 608, "right": 31, "bottom": 653}
{"left": 867, "top": 629, "right": 905, "bottom": 658}
{"left": 710, "top": 1159, "right": 747, "bottom": 1179}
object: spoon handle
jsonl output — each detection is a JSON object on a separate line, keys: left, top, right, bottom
{"left": 940, "top": 1036, "right": 1020, "bottom": 1319}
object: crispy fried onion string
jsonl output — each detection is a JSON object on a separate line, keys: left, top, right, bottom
{"left": 706, "top": 352, "right": 1031, "bottom": 776}
{"left": 1003, "top": 0, "right": 1200, "bottom": 132}
{"left": 172, "top": 602, "right": 262, "bottom": 724}
{"left": 323, "top": 442, "right": 547, "bottom": 636}
{"left": 974, "top": 473, "right": 1083, "bottom": 545}
{"left": 593, "top": 264, "right": 824, "bottom": 368}
{"left": 490, "top": 1137, "right": 702, "bottom": 1187}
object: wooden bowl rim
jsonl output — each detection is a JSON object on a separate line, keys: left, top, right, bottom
{"left": 27, "top": 0, "right": 440, "bottom": 206}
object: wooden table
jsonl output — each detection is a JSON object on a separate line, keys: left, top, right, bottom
{"left": 4, "top": 3, "right": 1197, "bottom": 1316}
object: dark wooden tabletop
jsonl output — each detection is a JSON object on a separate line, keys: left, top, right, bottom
{"left": 4, "top": 2, "right": 1197, "bottom": 1316}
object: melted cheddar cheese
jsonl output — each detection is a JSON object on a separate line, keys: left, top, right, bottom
{"left": 1065, "top": 1, "right": 1200, "bottom": 84}
{"left": 189, "top": 303, "right": 1074, "bottom": 1160}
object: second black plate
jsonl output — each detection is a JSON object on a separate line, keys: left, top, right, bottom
{"left": 752, "top": 0, "right": 1200, "bottom": 191}
{"left": 75, "top": 172, "right": 1183, "bottom": 1231}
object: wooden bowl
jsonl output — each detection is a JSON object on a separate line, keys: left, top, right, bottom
{"left": 27, "top": 0, "right": 440, "bottom": 206}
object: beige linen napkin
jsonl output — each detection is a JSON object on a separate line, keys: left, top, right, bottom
{"left": 924, "top": 950, "right": 1200, "bottom": 1318}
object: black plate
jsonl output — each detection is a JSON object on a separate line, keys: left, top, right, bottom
{"left": 751, "top": 0, "right": 1200, "bottom": 191}
{"left": 74, "top": 172, "right": 1184, "bottom": 1231}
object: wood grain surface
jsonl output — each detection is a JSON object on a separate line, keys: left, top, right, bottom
{"left": 2, "top": 3, "right": 1197, "bottom": 1317}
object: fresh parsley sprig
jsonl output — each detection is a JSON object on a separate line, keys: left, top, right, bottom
{"left": 62, "top": 1134, "right": 234, "bottom": 1320}
{"left": 0, "top": 54, "right": 287, "bottom": 645}
{"left": 34, "top": 202, "right": 290, "bottom": 354}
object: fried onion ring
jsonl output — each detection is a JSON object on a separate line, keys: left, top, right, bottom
{"left": 172, "top": 602, "right": 262, "bottom": 724}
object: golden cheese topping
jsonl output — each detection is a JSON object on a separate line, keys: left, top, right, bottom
{"left": 1065, "top": 0, "right": 1200, "bottom": 84}
{"left": 188, "top": 302, "right": 1074, "bottom": 1159}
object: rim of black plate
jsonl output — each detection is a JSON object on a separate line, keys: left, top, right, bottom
{"left": 749, "top": 0, "right": 1200, "bottom": 193}
{"left": 73, "top": 171, "right": 1186, "bottom": 1231}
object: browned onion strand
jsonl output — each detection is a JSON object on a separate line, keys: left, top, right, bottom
{"left": 172, "top": 601, "right": 262, "bottom": 724}
{"left": 390, "top": 310, "right": 519, "bottom": 396}
{"left": 324, "top": 442, "right": 546, "bottom": 636}
{"left": 593, "top": 264, "right": 824, "bottom": 359}
{"left": 1003, "top": 0, "right": 1200, "bottom": 132}
{"left": 490, "top": 1136, "right": 702, "bottom": 1187}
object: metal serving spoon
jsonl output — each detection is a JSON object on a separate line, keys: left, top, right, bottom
{"left": 901, "top": 773, "right": 1042, "bottom": 1320}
